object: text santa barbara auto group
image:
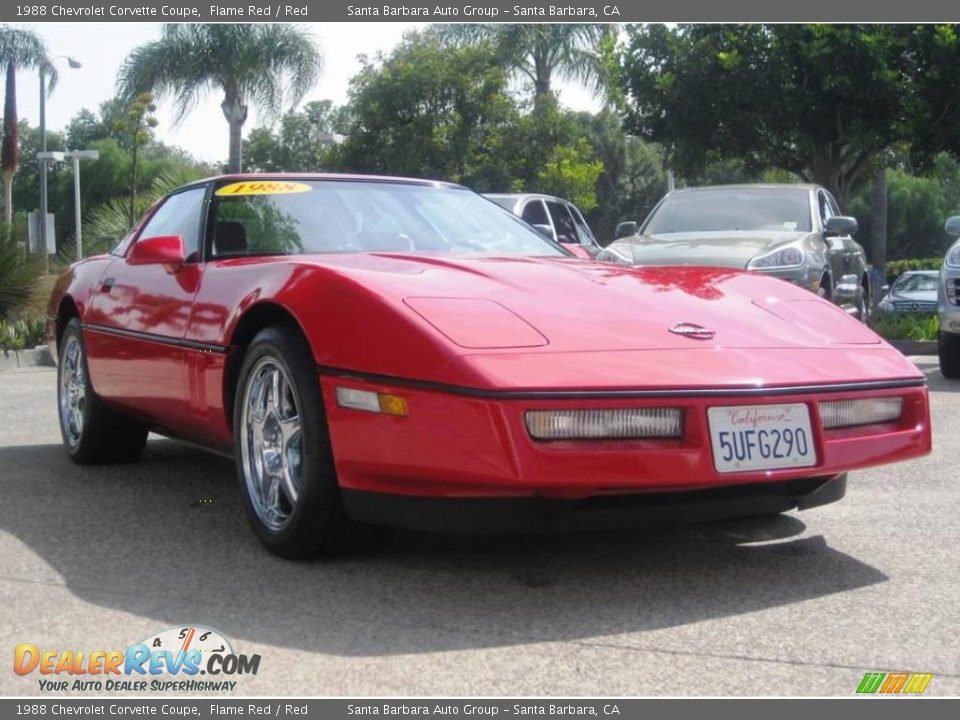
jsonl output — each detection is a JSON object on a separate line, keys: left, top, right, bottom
{"left": 346, "top": 5, "right": 618, "bottom": 17}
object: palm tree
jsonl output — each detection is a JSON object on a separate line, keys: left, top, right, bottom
{"left": 434, "top": 24, "right": 613, "bottom": 100}
{"left": 0, "top": 26, "right": 55, "bottom": 227}
{"left": 117, "top": 24, "right": 322, "bottom": 172}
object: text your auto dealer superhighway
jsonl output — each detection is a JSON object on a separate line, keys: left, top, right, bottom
{"left": 47, "top": 5, "right": 201, "bottom": 17}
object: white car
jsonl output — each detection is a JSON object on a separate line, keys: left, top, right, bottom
{"left": 485, "top": 193, "right": 601, "bottom": 258}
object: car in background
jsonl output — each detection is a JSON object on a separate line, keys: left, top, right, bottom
{"left": 938, "top": 216, "right": 960, "bottom": 378}
{"left": 485, "top": 193, "right": 600, "bottom": 258}
{"left": 877, "top": 271, "right": 939, "bottom": 315}
{"left": 601, "top": 184, "right": 872, "bottom": 321}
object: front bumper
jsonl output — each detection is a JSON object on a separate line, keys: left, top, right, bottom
{"left": 342, "top": 474, "right": 847, "bottom": 533}
{"left": 320, "top": 373, "right": 931, "bottom": 501}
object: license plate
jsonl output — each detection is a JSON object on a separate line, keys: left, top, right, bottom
{"left": 707, "top": 403, "right": 817, "bottom": 473}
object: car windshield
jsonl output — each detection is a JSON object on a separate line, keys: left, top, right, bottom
{"left": 893, "top": 274, "right": 938, "bottom": 293}
{"left": 644, "top": 188, "right": 813, "bottom": 234}
{"left": 486, "top": 196, "right": 516, "bottom": 211}
{"left": 209, "top": 181, "right": 564, "bottom": 258}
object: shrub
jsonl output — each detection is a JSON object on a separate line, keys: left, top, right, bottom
{"left": 884, "top": 257, "right": 943, "bottom": 284}
{"left": 870, "top": 313, "right": 939, "bottom": 341}
{"left": 0, "top": 228, "right": 43, "bottom": 321}
{"left": 0, "top": 318, "right": 45, "bottom": 353}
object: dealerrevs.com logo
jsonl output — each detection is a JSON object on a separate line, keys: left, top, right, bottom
{"left": 14, "top": 626, "right": 260, "bottom": 692}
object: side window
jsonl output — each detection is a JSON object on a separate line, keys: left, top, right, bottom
{"left": 818, "top": 191, "right": 834, "bottom": 226}
{"left": 134, "top": 187, "right": 207, "bottom": 260}
{"left": 545, "top": 201, "right": 578, "bottom": 244}
{"left": 520, "top": 200, "right": 549, "bottom": 226}
{"left": 826, "top": 192, "right": 841, "bottom": 216}
{"left": 567, "top": 204, "right": 595, "bottom": 244}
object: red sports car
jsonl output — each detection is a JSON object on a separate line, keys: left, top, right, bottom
{"left": 48, "top": 174, "right": 932, "bottom": 558}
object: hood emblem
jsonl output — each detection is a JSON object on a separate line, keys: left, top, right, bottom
{"left": 669, "top": 323, "right": 715, "bottom": 340}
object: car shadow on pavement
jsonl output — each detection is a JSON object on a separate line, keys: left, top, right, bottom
{"left": 0, "top": 439, "right": 888, "bottom": 657}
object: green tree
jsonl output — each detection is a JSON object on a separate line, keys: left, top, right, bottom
{"left": 434, "top": 24, "right": 614, "bottom": 100}
{"left": 332, "top": 33, "right": 519, "bottom": 190}
{"left": 619, "top": 24, "right": 913, "bottom": 207}
{"left": 849, "top": 163, "right": 952, "bottom": 262}
{"left": 536, "top": 138, "right": 603, "bottom": 210}
{"left": 113, "top": 92, "right": 158, "bottom": 224}
{"left": 572, "top": 110, "right": 668, "bottom": 240}
{"left": 118, "top": 23, "right": 323, "bottom": 172}
{"left": 243, "top": 100, "right": 347, "bottom": 172}
{"left": 0, "top": 26, "right": 54, "bottom": 226}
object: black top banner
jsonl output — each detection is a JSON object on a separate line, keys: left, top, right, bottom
{"left": 4, "top": 0, "right": 960, "bottom": 23}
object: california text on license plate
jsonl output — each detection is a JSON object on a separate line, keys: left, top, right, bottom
{"left": 707, "top": 403, "right": 817, "bottom": 473}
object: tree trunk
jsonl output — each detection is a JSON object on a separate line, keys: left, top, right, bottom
{"left": 129, "top": 143, "right": 138, "bottom": 226}
{"left": 221, "top": 93, "right": 249, "bottom": 173}
{"left": 1, "top": 59, "right": 19, "bottom": 228}
{"left": 2, "top": 173, "right": 11, "bottom": 239}
{"left": 870, "top": 164, "right": 888, "bottom": 272}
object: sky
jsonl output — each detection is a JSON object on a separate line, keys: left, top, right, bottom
{"left": 10, "top": 22, "right": 599, "bottom": 164}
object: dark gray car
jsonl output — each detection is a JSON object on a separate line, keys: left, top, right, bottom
{"left": 601, "top": 184, "right": 871, "bottom": 321}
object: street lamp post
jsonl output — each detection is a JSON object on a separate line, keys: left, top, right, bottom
{"left": 38, "top": 56, "right": 81, "bottom": 265}
{"left": 35, "top": 151, "right": 63, "bottom": 266}
{"left": 64, "top": 150, "right": 99, "bottom": 260}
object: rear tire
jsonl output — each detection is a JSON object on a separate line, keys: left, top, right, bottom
{"left": 939, "top": 331, "right": 960, "bottom": 379}
{"left": 233, "top": 325, "right": 381, "bottom": 559}
{"left": 57, "top": 318, "right": 148, "bottom": 464}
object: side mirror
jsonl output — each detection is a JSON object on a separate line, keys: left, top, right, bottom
{"left": 824, "top": 216, "right": 858, "bottom": 236}
{"left": 881, "top": 284, "right": 890, "bottom": 295}
{"left": 615, "top": 221, "right": 638, "bottom": 240}
{"left": 945, "top": 216, "right": 960, "bottom": 237}
{"left": 127, "top": 235, "right": 186, "bottom": 271}
{"left": 532, "top": 224, "right": 556, "bottom": 241}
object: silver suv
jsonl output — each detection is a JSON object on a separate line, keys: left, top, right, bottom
{"left": 938, "top": 216, "right": 960, "bottom": 378}
{"left": 603, "top": 184, "right": 871, "bottom": 321}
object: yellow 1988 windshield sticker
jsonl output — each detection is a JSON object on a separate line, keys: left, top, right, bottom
{"left": 215, "top": 181, "right": 312, "bottom": 196}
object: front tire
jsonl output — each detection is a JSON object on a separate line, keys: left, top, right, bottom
{"left": 939, "top": 331, "right": 960, "bottom": 379}
{"left": 57, "top": 318, "right": 148, "bottom": 464}
{"left": 233, "top": 325, "right": 379, "bottom": 558}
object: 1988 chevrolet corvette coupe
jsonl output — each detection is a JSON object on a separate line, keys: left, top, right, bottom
{"left": 48, "top": 174, "right": 932, "bottom": 557}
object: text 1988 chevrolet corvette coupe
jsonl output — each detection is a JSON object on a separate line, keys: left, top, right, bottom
{"left": 48, "top": 174, "right": 932, "bottom": 557}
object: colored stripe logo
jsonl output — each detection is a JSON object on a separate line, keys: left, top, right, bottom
{"left": 857, "top": 672, "right": 933, "bottom": 694}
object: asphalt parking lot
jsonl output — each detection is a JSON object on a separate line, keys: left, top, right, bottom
{"left": 1, "top": 358, "right": 958, "bottom": 697}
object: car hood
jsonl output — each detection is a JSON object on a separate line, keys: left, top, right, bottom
{"left": 610, "top": 231, "right": 810, "bottom": 268}
{"left": 312, "top": 252, "right": 877, "bottom": 352}
{"left": 284, "top": 253, "right": 921, "bottom": 390}
{"left": 887, "top": 290, "right": 937, "bottom": 303}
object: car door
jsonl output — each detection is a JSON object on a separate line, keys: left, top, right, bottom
{"left": 818, "top": 189, "right": 860, "bottom": 304}
{"left": 565, "top": 201, "right": 599, "bottom": 253}
{"left": 519, "top": 199, "right": 554, "bottom": 240}
{"left": 83, "top": 185, "right": 210, "bottom": 427}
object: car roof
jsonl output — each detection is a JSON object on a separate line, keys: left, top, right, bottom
{"left": 179, "top": 173, "right": 465, "bottom": 191}
{"left": 898, "top": 270, "right": 940, "bottom": 276}
{"left": 670, "top": 183, "right": 821, "bottom": 194}
{"left": 485, "top": 192, "right": 567, "bottom": 203}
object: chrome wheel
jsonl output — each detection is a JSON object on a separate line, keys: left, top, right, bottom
{"left": 240, "top": 357, "right": 303, "bottom": 532}
{"left": 59, "top": 336, "right": 86, "bottom": 448}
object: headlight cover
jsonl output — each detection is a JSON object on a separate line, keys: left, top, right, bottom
{"left": 946, "top": 243, "right": 960, "bottom": 268}
{"left": 525, "top": 408, "right": 684, "bottom": 440}
{"left": 748, "top": 245, "right": 805, "bottom": 270}
{"left": 596, "top": 247, "right": 633, "bottom": 265}
{"left": 819, "top": 397, "right": 902, "bottom": 429}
